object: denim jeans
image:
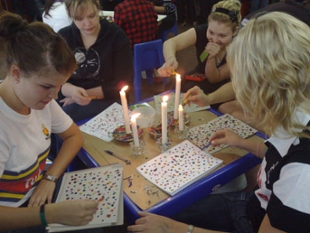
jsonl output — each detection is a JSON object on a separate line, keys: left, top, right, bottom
{"left": 173, "top": 191, "right": 255, "bottom": 233}
{"left": 61, "top": 99, "right": 116, "bottom": 123}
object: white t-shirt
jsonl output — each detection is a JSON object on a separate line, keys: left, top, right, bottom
{"left": 0, "top": 99, "right": 73, "bottom": 207}
{"left": 42, "top": 2, "right": 72, "bottom": 32}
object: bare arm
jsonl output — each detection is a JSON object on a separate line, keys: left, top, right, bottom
{"left": 205, "top": 59, "right": 231, "bottom": 83}
{"left": 28, "top": 123, "right": 84, "bottom": 206}
{"left": 184, "top": 82, "right": 235, "bottom": 107}
{"left": 127, "top": 212, "right": 229, "bottom": 233}
{"left": 158, "top": 28, "right": 197, "bottom": 77}
{"left": 0, "top": 200, "right": 99, "bottom": 231}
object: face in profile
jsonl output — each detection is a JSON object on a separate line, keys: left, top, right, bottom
{"left": 206, "top": 20, "right": 236, "bottom": 49}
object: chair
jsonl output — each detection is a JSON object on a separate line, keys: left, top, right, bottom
{"left": 159, "top": 21, "right": 178, "bottom": 41}
{"left": 133, "top": 39, "right": 167, "bottom": 102}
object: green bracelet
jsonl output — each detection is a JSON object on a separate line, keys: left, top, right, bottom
{"left": 40, "top": 204, "right": 48, "bottom": 227}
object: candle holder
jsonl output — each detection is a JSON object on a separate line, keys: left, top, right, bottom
{"left": 156, "top": 137, "right": 172, "bottom": 152}
{"left": 174, "top": 126, "right": 189, "bottom": 140}
{"left": 129, "top": 139, "right": 145, "bottom": 156}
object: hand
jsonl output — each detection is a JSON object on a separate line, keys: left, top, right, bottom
{"left": 157, "top": 56, "right": 178, "bottom": 77}
{"left": 205, "top": 42, "right": 221, "bottom": 58}
{"left": 184, "top": 86, "right": 210, "bottom": 107}
{"left": 209, "top": 129, "right": 244, "bottom": 148}
{"left": 60, "top": 86, "right": 92, "bottom": 106}
{"left": 49, "top": 199, "right": 99, "bottom": 226}
{"left": 28, "top": 179, "right": 56, "bottom": 207}
{"left": 127, "top": 212, "right": 184, "bottom": 233}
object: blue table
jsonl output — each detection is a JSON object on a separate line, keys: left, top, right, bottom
{"left": 76, "top": 96, "right": 264, "bottom": 224}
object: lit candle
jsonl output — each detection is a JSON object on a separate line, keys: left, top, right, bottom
{"left": 131, "top": 113, "right": 140, "bottom": 147}
{"left": 178, "top": 104, "right": 184, "bottom": 131}
{"left": 161, "top": 95, "right": 168, "bottom": 145}
{"left": 119, "top": 85, "right": 131, "bottom": 134}
{"left": 174, "top": 74, "right": 181, "bottom": 119}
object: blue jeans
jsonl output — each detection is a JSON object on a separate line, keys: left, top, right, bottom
{"left": 173, "top": 191, "right": 255, "bottom": 233}
{"left": 61, "top": 99, "right": 116, "bottom": 123}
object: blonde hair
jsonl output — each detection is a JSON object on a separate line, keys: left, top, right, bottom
{"left": 208, "top": 0, "right": 242, "bottom": 32}
{"left": 228, "top": 12, "right": 310, "bottom": 137}
{"left": 64, "top": 0, "right": 101, "bottom": 20}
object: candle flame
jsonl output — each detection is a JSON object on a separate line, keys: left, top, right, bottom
{"left": 176, "top": 74, "right": 181, "bottom": 81}
{"left": 120, "top": 85, "right": 129, "bottom": 92}
{"left": 163, "top": 95, "right": 169, "bottom": 102}
{"left": 179, "top": 104, "right": 183, "bottom": 110}
{"left": 131, "top": 113, "right": 140, "bottom": 120}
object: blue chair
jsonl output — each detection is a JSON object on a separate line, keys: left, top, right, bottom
{"left": 159, "top": 21, "right": 178, "bottom": 41}
{"left": 133, "top": 39, "right": 167, "bottom": 102}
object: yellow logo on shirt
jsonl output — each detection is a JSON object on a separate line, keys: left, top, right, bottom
{"left": 41, "top": 124, "right": 50, "bottom": 140}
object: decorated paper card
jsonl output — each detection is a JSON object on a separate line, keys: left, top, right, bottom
{"left": 79, "top": 102, "right": 129, "bottom": 142}
{"left": 154, "top": 93, "right": 209, "bottom": 114}
{"left": 188, "top": 114, "right": 257, "bottom": 154}
{"left": 47, "top": 164, "right": 123, "bottom": 232}
{"left": 136, "top": 140, "right": 223, "bottom": 196}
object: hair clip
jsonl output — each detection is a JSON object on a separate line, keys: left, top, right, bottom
{"left": 212, "top": 7, "right": 238, "bottom": 23}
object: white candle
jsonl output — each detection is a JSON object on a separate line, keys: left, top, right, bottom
{"left": 119, "top": 85, "right": 131, "bottom": 134}
{"left": 131, "top": 113, "right": 140, "bottom": 147}
{"left": 178, "top": 104, "right": 184, "bottom": 131}
{"left": 161, "top": 95, "right": 168, "bottom": 145}
{"left": 174, "top": 74, "right": 181, "bottom": 119}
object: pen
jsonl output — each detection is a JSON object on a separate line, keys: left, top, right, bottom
{"left": 88, "top": 96, "right": 102, "bottom": 100}
{"left": 201, "top": 141, "right": 212, "bottom": 150}
{"left": 104, "top": 150, "right": 131, "bottom": 165}
{"left": 182, "top": 94, "right": 192, "bottom": 107}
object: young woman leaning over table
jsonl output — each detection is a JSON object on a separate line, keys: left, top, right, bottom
{"left": 185, "top": 0, "right": 310, "bottom": 133}
{"left": 158, "top": 0, "right": 241, "bottom": 104}
{"left": 58, "top": 0, "right": 133, "bottom": 122}
{"left": 128, "top": 12, "right": 310, "bottom": 233}
{"left": 0, "top": 12, "right": 102, "bottom": 233}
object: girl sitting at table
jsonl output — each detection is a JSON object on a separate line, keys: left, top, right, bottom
{"left": 158, "top": 0, "right": 241, "bottom": 105}
{"left": 0, "top": 12, "right": 101, "bottom": 233}
{"left": 127, "top": 12, "right": 310, "bottom": 233}
{"left": 58, "top": 0, "right": 133, "bottom": 122}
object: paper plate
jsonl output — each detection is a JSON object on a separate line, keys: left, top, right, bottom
{"left": 112, "top": 125, "right": 143, "bottom": 142}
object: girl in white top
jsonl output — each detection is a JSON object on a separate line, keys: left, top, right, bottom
{"left": 42, "top": 0, "right": 72, "bottom": 32}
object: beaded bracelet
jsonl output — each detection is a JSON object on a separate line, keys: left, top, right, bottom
{"left": 40, "top": 204, "right": 48, "bottom": 227}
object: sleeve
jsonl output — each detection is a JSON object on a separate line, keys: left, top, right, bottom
{"left": 49, "top": 100, "right": 73, "bottom": 134}
{"left": 0, "top": 125, "right": 10, "bottom": 178}
{"left": 267, "top": 162, "right": 310, "bottom": 232}
{"left": 102, "top": 28, "right": 133, "bottom": 100}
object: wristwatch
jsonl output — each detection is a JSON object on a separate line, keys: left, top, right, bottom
{"left": 43, "top": 174, "right": 58, "bottom": 183}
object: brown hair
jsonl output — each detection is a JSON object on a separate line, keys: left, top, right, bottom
{"left": 0, "top": 11, "right": 76, "bottom": 78}
{"left": 64, "top": 0, "right": 101, "bottom": 20}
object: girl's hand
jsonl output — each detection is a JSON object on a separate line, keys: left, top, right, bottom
{"left": 209, "top": 129, "right": 243, "bottom": 148}
{"left": 184, "top": 86, "right": 210, "bottom": 107}
{"left": 157, "top": 56, "right": 178, "bottom": 77}
{"left": 28, "top": 179, "right": 56, "bottom": 207}
{"left": 206, "top": 42, "right": 221, "bottom": 58}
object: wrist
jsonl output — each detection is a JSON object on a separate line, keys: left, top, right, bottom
{"left": 40, "top": 204, "right": 48, "bottom": 227}
{"left": 166, "top": 55, "right": 176, "bottom": 61}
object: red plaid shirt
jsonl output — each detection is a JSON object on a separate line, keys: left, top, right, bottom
{"left": 114, "top": 0, "right": 158, "bottom": 49}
